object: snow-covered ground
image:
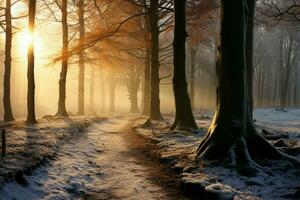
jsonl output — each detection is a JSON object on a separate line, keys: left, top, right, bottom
{"left": 254, "top": 108, "right": 300, "bottom": 140}
{"left": 0, "top": 116, "right": 98, "bottom": 188}
{"left": 0, "top": 117, "right": 186, "bottom": 200}
{"left": 1, "top": 109, "right": 299, "bottom": 200}
{"left": 135, "top": 108, "right": 300, "bottom": 200}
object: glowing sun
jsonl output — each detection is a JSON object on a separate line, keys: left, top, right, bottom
{"left": 18, "top": 30, "right": 43, "bottom": 56}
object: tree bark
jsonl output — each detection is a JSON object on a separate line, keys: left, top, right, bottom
{"left": 171, "top": 0, "right": 197, "bottom": 131}
{"left": 56, "top": 0, "right": 69, "bottom": 117}
{"left": 3, "top": 0, "right": 14, "bottom": 122}
{"left": 78, "top": 0, "right": 85, "bottom": 115}
{"left": 196, "top": 0, "right": 299, "bottom": 175}
{"left": 246, "top": 0, "right": 255, "bottom": 118}
{"left": 142, "top": 47, "right": 151, "bottom": 115}
{"left": 26, "top": 0, "right": 37, "bottom": 124}
{"left": 149, "top": 0, "right": 163, "bottom": 120}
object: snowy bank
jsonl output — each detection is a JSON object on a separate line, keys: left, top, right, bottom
{"left": 0, "top": 116, "right": 106, "bottom": 189}
{"left": 134, "top": 108, "right": 300, "bottom": 200}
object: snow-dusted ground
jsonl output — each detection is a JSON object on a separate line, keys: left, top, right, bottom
{"left": 0, "top": 116, "right": 97, "bottom": 188}
{"left": 254, "top": 108, "right": 300, "bottom": 140}
{"left": 0, "top": 117, "right": 185, "bottom": 200}
{"left": 135, "top": 108, "right": 300, "bottom": 200}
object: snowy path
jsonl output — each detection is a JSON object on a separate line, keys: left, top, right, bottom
{"left": 0, "top": 117, "right": 184, "bottom": 200}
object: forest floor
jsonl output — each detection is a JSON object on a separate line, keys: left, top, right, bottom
{"left": 0, "top": 116, "right": 105, "bottom": 188}
{"left": 0, "top": 109, "right": 299, "bottom": 200}
{"left": 0, "top": 116, "right": 187, "bottom": 200}
{"left": 134, "top": 108, "right": 300, "bottom": 200}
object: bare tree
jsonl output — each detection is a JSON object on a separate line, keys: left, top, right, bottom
{"left": 56, "top": 0, "right": 69, "bottom": 117}
{"left": 3, "top": 0, "right": 14, "bottom": 121}
{"left": 26, "top": 0, "right": 37, "bottom": 124}
{"left": 171, "top": 0, "right": 197, "bottom": 131}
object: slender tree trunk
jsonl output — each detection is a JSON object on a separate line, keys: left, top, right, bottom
{"left": 78, "top": 0, "right": 85, "bottom": 115}
{"left": 246, "top": 0, "right": 255, "bottom": 118}
{"left": 149, "top": 0, "right": 162, "bottom": 120}
{"left": 273, "top": 64, "right": 279, "bottom": 106}
{"left": 171, "top": 0, "right": 197, "bottom": 131}
{"left": 189, "top": 46, "right": 198, "bottom": 109}
{"left": 56, "top": 0, "right": 69, "bottom": 117}
{"left": 142, "top": 47, "right": 151, "bottom": 115}
{"left": 89, "top": 66, "right": 95, "bottom": 113}
{"left": 100, "top": 70, "right": 105, "bottom": 112}
{"left": 26, "top": 0, "right": 37, "bottom": 124}
{"left": 109, "top": 78, "right": 115, "bottom": 113}
{"left": 294, "top": 70, "right": 299, "bottom": 107}
{"left": 3, "top": 0, "right": 14, "bottom": 121}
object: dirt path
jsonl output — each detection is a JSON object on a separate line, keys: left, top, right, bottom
{"left": 0, "top": 117, "right": 186, "bottom": 200}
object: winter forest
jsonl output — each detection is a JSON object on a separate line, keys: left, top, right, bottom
{"left": 0, "top": 0, "right": 299, "bottom": 199}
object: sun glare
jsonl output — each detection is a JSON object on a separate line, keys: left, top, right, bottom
{"left": 18, "top": 30, "right": 43, "bottom": 56}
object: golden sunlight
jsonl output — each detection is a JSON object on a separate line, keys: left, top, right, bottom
{"left": 18, "top": 30, "right": 43, "bottom": 56}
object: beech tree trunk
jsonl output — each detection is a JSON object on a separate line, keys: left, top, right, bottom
{"left": 149, "top": 0, "right": 163, "bottom": 120}
{"left": 3, "top": 0, "right": 14, "bottom": 122}
{"left": 171, "top": 0, "right": 197, "bottom": 131}
{"left": 26, "top": 0, "right": 37, "bottom": 124}
{"left": 142, "top": 47, "right": 151, "bottom": 115}
{"left": 196, "top": 0, "right": 298, "bottom": 175}
{"left": 56, "top": 0, "right": 69, "bottom": 117}
{"left": 78, "top": 0, "right": 85, "bottom": 115}
{"left": 246, "top": 0, "right": 255, "bottom": 118}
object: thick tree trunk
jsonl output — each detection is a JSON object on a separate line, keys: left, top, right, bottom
{"left": 149, "top": 0, "right": 163, "bottom": 120}
{"left": 26, "top": 0, "right": 37, "bottom": 124}
{"left": 246, "top": 0, "right": 255, "bottom": 118}
{"left": 56, "top": 0, "right": 69, "bottom": 117}
{"left": 78, "top": 0, "right": 85, "bottom": 115}
{"left": 142, "top": 47, "right": 151, "bottom": 115}
{"left": 3, "top": 0, "right": 14, "bottom": 122}
{"left": 196, "top": 0, "right": 299, "bottom": 175}
{"left": 171, "top": 0, "right": 197, "bottom": 131}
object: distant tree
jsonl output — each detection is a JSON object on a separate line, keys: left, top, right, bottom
{"left": 26, "top": 0, "right": 37, "bottom": 124}
{"left": 77, "top": 0, "right": 85, "bottom": 115}
{"left": 171, "top": 0, "right": 197, "bottom": 131}
{"left": 196, "top": 0, "right": 299, "bottom": 175}
{"left": 3, "top": 0, "right": 14, "bottom": 121}
{"left": 125, "top": 65, "right": 143, "bottom": 113}
{"left": 278, "top": 31, "right": 300, "bottom": 107}
{"left": 56, "top": 0, "right": 69, "bottom": 117}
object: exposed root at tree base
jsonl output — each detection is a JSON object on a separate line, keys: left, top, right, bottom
{"left": 195, "top": 122, "right": 300, "bottom": 177}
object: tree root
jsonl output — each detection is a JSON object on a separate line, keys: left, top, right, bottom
{"left": 195, "top": 122, "right": 300, "bottom": 176}
{"left": 170, "top": 119, "right": 198, "bottom": 132}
